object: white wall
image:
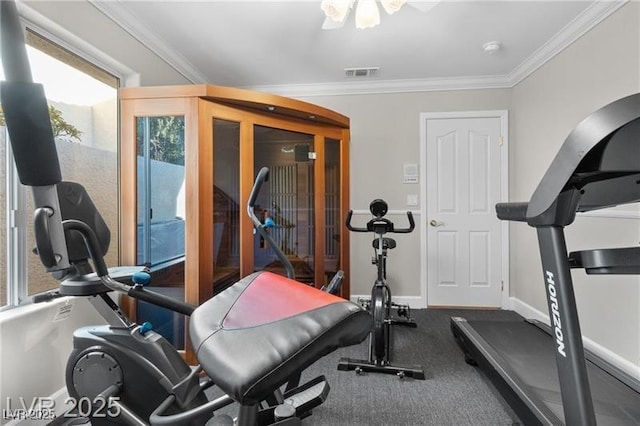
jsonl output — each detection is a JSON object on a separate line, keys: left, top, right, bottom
{"left": 0, "top": 298, "right": 106, "bottom": 425}
{"left": 301, "top": 89, "right": 512, "bottom": 297}
{"left": 510, "top": 1, "right": 640, "bottom": 367}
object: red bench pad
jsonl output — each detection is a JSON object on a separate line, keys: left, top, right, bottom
{"left": 190, "top": 271, "right": 370, "bottom": 405}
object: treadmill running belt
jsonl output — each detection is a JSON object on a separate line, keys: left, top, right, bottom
{"left": 454, "top": 319, "right": 640, "bottom": 425}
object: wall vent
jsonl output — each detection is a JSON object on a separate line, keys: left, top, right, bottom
{"left": 344, "top": 67, "right": 379, "bottom": 78}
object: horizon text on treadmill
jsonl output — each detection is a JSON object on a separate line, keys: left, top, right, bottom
{"left": 546, "top": 270, "right": 567, "bottom": 358}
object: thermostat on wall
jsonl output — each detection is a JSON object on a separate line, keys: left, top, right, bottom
{"left": 403, "top": 164, "right": 419, "bottom": 184}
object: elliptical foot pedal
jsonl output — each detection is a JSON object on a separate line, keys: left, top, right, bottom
{"left": 282, "top": 375, "right": 330, "bottom": 417}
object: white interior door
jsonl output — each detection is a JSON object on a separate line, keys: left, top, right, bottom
{"left": 425, "top": 114, "right": 506, "bottom": 307}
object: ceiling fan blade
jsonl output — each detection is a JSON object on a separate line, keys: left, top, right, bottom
{"left": 407, "top": 0, "right": 442, "bottom": 14}
{"left": 321, "top": 6, "right": 351, "bottom": 30}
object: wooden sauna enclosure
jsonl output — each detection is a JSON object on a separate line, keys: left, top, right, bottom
{"left": 118, "top": 84, "right": 351, "bottom": 351}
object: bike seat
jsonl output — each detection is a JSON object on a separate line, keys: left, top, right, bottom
{"left": 372, "top": 237, "right": 396, "bottom": 250}
{"left": 190, "top": 271, "right": 370, "bottom": 405}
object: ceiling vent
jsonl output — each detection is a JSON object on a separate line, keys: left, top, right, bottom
{"left": 344, "top": 67, "right": 379, "bottom": 78}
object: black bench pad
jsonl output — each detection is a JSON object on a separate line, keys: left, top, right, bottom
{"left": 190, "top": 271, "right": 370, "bottom": 405}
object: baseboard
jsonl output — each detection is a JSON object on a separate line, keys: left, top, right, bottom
{"left": 510, "top": 297, "right": 640, "bottom": 381}
{"left": 350, "top": 294, "right": 423, "bottom": 309}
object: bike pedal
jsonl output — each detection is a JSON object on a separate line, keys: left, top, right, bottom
{"left": 282, "top": 375, "right": 330, "bottom": 415}
{"left": 357, "top": 298, "right": 371, "bottom": 310}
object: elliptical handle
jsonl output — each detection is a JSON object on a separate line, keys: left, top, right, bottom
{"left": 247, "top": 167, "right": 295, "bottom": 279}
{"left": 393, "top": 211, "right": 415, "bottom": 233}
{"left": 345, "top": 210, "right": 368, "bottom": 232}
{"left": 33, "top": 207, "right": 57, "bottom": 268}
{"left": 248, "top": 167, "right": 269, "bottom": 216}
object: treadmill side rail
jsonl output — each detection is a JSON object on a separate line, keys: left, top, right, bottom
{"left": 451, "top": 317, "right": 559, "bottom": 426}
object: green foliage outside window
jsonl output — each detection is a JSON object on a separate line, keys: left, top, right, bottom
{"left": 136, "top": 116, "right": 185, "bottom": 166}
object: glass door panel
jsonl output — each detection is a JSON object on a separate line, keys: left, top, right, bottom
{"left": 253, "top": 125, "right": 315, "bottom": 283}
{"left": 213, "top": 119, "right": 241, "bottom": 292}
{"left": 324, "top": 138, "right": 341, "bottom": 285}
{"left": 136, "top": 115, "right": 186, "bottom": 348}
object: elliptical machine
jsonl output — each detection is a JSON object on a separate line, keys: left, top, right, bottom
{"left": 0, "top": 2, "right": 370, "bottom": 424}
{"left": 338, "top": 200, "right": 425, "bottom": 379}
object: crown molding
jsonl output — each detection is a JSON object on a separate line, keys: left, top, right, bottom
{"left": 245, "top": 75, "right": 512, "bottom": 98}
{"left": 91, "top": 0, "right": 626, "bottom": 96}
{"left": 89, "top": 0, "right": 208, "bottom": 84}
{"left": 506, "top": 0, "right": 628, "bottom": 86}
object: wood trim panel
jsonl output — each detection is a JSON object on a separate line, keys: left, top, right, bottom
{"left": 119, "top": 100, "right": 137, "bottom": 319}
{"left": 119, "top": 100, "right": 137, "bottom": 268}
{"left": 119, "top": 96, "right": 197, "bottom": 361}
{"left": 119, "top": 84, "right": 209, "bottom": 100}
{"left": 203, "top": 85, "right": 349, "bottom": 128}
{"left": 239, "top": 121, "right": 255, "bottom": 277}
{"left": 119, "top": 84, "right": 349, "bottom": 129}
{"left": 209, "top": 100, "right": 343, "bottom": 139}
{"left": 340, "top": 129, "right": 351, "bottom": 299}
{"left": 119, "top": 96, "right": 193, "bottom": 264}
{"left": 313, "top": 135, "right": 326, "bottom": 288}
{"left": 184, "top": 97, "right": 213, "bottom": 306}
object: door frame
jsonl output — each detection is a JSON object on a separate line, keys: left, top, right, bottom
{"left": 419, "top": 110, "right": 510, "bottom": 309}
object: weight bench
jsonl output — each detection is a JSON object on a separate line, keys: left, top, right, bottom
{"left": 150, "top": 271, "right": 370, "bottom": 425}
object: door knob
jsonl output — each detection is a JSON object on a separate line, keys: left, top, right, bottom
{"left": 429, "top": 219, "right": 444, "bottom": 227}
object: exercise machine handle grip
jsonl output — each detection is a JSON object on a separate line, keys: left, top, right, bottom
{"left": 393, "top": 211, "right": 415, "bottom": 233}
{"left": 496, "top": 202, "right": 529, "bottom": 222}
{"left": 62, "top": 220, "right": 109, "bottom": 276}
{"left": 247, "top": 167, "right": 295, "bottom": 279}
{"left": 34, "top": 207, "right": 58, "bottom": 268}
{"left": 345, "top": 210, "right": 368, "bottom": 232}
{"left": 248, "top": 167, "right": 269, "bottom": 214}
{"left": 127, "top": 287, "right": 196, "bottom": 317}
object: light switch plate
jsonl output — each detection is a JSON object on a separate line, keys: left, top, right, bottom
{"left": 407, "top": 194, "right": 419, "bottom": 206}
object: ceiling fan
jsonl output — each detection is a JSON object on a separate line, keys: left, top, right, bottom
{"left": 321, "top": 0, "right": 442, "bottom": 30}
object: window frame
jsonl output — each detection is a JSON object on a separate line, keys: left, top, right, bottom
{"left": 1, "top": 9, "right": 129, "bottom": 310}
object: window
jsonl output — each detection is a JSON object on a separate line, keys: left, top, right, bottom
{"left": 0, "top": 30, "right": 119, "bottom": 308}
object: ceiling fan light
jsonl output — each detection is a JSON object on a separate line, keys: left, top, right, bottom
{"left": 355, "top": 0, "right": 380, "bottom": 29}
{"left": 380, "top": 0, "right": 406, "bottom": 15}
{"left": 321, "top": 0, "right": 352, "bottom": 23}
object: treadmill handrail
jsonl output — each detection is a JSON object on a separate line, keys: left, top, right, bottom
{"left": 527, "top": 93, "right": 640, "bottom": 220}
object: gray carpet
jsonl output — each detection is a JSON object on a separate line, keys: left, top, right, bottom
{"left": 207, "top": 308, "right": 524, "bottom": 426}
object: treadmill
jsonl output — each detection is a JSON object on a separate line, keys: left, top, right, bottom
{"left": 451, "top": 93, "right": 640, "bottom": 426}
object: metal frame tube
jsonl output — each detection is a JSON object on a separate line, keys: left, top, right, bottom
{"left": 536, "top": 225, "right": 595, "bottom": 425}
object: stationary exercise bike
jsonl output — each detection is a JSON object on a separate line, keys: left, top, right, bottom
{"left": 0, "top": 3, "right": 370, "bottom": 424}
{"left": 338, "top": 200, "right": 425, "bottom": 379}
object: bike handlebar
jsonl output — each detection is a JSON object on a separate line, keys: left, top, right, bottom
{"left": 345, "top": 210, "right": 367, "bottom": 232}
{"left": 396, "top": 211, "right": 415, "bottom": 233}
{"left": 345, "top": 209, "right": 415, "bottom": 234}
